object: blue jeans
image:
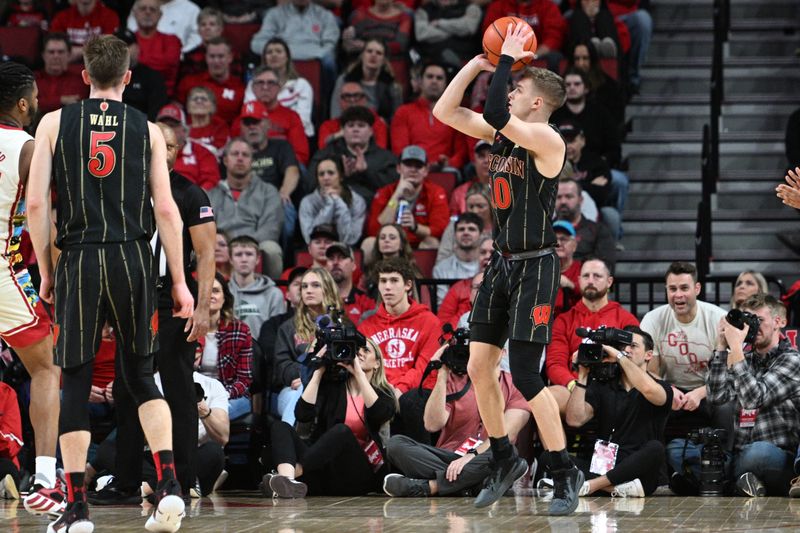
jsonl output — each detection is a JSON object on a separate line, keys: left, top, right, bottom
{"left": 282, "top": 201, "right": 298, "bottom": 249}
{"left": 619, "top": 10, "right": 653, "bottom": 88}
{"left": 668, "top": 439, "right": 794, "bottom": 495}
{"left": 277, "top": 384, "right": 304, "bottom": 426}
{"left": 228, "top": 396, "right": 252, "bottom": 421}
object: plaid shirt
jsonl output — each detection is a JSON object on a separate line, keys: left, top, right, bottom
{"left": 216, "top": 319, "right": 254, "bottom": 400}
{"left": 706, "top": 339, "right": 800, "bottom": 452}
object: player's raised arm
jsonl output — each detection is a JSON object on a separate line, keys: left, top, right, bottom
{"left": 482, "top": 24, "right": 565, "bottom": 175}
{"left": 27, "top": 111, "right": 60, "bottom": 302}
{"left": 432, "top": 57, "right": 496, "bottom": 143}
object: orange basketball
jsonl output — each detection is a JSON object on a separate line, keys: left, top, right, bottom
{"left": 482, "top": 16, "right": 538, "bottom": 72}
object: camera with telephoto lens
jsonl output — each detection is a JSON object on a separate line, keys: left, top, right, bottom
{"left": 440, "top": 326, "right": 470, "bottom": 376}
{"left": 310, "top": 307, "right": 366, "bottom": 370}
{"left": 725, "top": 309, "right": 761, "bottom": 344}
{"left": 687, "top": 427, "right": 728, "bottom": 496}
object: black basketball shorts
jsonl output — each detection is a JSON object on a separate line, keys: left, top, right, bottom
{"left": 54, "top": 239, "right": 159, "bottom": 369}
{"left": 469, "top": 250, "right": 559, "bottom": 347}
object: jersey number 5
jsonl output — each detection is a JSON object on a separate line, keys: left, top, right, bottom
{"left": 492, "top": 176, "right": 512, "bottom": 209}
{"left": 88, "top": 130, "right": 117, "bottom": 178}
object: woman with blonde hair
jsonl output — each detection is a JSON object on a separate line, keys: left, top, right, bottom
{"left": 730, "top": 270, "right": 769, "bottom": 309}
{"left": 273, "top": 268, "right": 345, "bottom": 424}
{"left": 264, "top": 336, "right": 396, "bottom": 498}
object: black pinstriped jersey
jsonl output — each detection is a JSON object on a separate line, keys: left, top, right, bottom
{"left": 488, "top": 127, "right": 564, "bottom": 254}
{"left": 53, "top": 99, "right": 155, "bottom": 248}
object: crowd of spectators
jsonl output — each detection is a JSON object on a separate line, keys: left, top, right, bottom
{"left": 9, "top": 0, "right": 800, "bottom": 508}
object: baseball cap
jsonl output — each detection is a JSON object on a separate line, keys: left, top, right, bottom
{"left": 553, "top": 220, "right": 577, "bottom": 237}
{"left": 310, "top": 223, "right": 339, "bottom": 241}
{"left": 240, "top": 101, "right": 269, "bottom": 121}
{"left": 115, "top": 29, "right": 137, "bottom": 46}
{"left": 325, "top": 242, "right": 354, "bottom": 260}
{"left": 156, "top": 103, "right": 186, "bottom": 126}
{"left": 474, "top": 140, "right": 491, "bottom": 152}
{"left": 558, "top": 122, "right": 583, "bottom": 142}
{"left": 400, "top": 145, "right": 427, "bottom": 165}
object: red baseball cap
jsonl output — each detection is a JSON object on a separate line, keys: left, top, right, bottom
{"left": 156, "top": 103, "right": 186, "bottom": 126}
{"left": 240, "top": 101, "right": 269, "bottom": 121}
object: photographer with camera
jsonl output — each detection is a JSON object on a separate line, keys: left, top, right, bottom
{"left": 383, "top": 340, "right": 531, "bottom": 498}
{"left": 668, "top": 294, "right": 800, "bottom": 497}
{"left": 274, "top": 268, "right": 346, "bottom": 425}
{"left": 264, "top": 338, "right": 397, "bottom": 498}
{"left": 562, "top": 326, "right": 671, "bottom": 497}
{"left": 547, "top": 258, "right": 639, "bottom": 413}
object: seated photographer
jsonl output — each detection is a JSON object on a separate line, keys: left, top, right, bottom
{"left": 383, "top": 343, "right": 530, "bottom": 497}
{"left": 547, "top": 258, "right": 639, "bottom": 413}
{"left": 90, "top": 370, "right": 229, "bottom": 500}
{"left": 358, "top": 258, "right": 443, "bottom": 442}
{"left": 561, "top": 326, "right": 672, "bottom": 498}
{"left": 274, "top": 268, "right": 346, "bottom": 425}
{"left": 198, "top": 273, "right": 253, "bottom": 421}
{"left": 264, "top": 339, "right": 397, "bottom": 498}
{"left": 668, "top": 294, "right": 800, "bottom": 497}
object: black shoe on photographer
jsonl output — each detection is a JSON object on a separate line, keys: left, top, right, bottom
{"left": 736, "top": 472, "right": 766, "bottom": 497}
{"left": 474, "top": 455, "right": 528, "bottom": 508}
{"left": 87, "top": 478, "right": 142, "bottom": 506}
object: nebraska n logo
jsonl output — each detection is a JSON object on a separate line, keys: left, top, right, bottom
{"left": 531, "top": 304, "right": 551, "bottom": 326}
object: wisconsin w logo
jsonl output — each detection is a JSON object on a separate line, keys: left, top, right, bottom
{"left": 531, "top": 305, "right": 551, "bottom": 326}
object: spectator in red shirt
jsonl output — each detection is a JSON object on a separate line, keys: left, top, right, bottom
{"left": 482, "top": 0, "right": 567, "bottom": 71}
{"left": 157, "top": 103, "right": 221, "bottom": 190}
{"left": 324, "top": 242, "right": 375, "bottom": 325}
{"left": 391, "top": 62, "right": 469, "bottom": 169}
{"left": 7, "top": 0, "right": 47, "bottom": 29}
{"left": 546, "top": 257, "right": 639, "bottom": 413}
{"left": 0, "top": 380, "right": 23, "bottom": 497}
{"left": 247, "top": 66, "right": 310, "bottom": 166}
{"left": 181, "top": 7, "right": 241, "bottom": 79}
{"left": 34, "top": 33, "right": 89, "bottom": 114}
{"left": 342, "top": 0, "right": 413, "bottom": 62}
{"left": 318, "top": 81, "right": 389, "bottom": 149}
{"left": 131, "top": 0, "right": 182, "bottom": 97}
{"left": 50, "top": 0, "right": 120, "bottom": 62}
{"left": 553, "top": 220, "right": 582, "bottom": 316}
{"left": 187, "top": 86, "right": 229, "bottom": 157}
{"left": 177, "top": 37, "right": 245, "bottom": 124}
{"left": 364, "top": 145, "right": 450, "bottom": 257}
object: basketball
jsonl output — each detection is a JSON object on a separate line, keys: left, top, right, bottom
{"left": 482, "top": 16, "right": 538, "bottom": 72}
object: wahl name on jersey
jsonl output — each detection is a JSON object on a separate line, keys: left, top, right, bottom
{"left": 89, "top": 113, "right": 119, "bottom": 127}
{"left": 488, "top": 153, "right": 525, "bottom": 179}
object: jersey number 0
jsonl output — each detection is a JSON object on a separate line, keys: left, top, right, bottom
{"left": 492, "top": 176, "right": 512, "bottom": 209}
{"left": 88, "top": 130, "right": 117, "bottom": 179}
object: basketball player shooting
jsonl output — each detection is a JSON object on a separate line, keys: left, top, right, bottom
{"left": 432, "top": 23, "right": 583, "bottom": 514}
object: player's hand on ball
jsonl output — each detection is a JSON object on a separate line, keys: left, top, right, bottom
{"left": 172, "top": 282, "right": 195, "bottom": 318}
{"left": 470, "top": 54, "right": 496, "bottom": 73}
{"left": 500, "top": 23, "right": 536, "bottom": 63}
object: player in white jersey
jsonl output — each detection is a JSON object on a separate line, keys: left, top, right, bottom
{"left": 0, "top": 62, "right": 64, "bottom": 515}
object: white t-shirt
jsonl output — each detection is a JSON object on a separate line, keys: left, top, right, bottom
{"left": 640, "top": 300, "right": 727, "bottom": 390}
{"left": 200, "top": 332, "right": 219, "bottom": 378}
{"left": 153, "top": 371, "right": 229, "bottom": 446}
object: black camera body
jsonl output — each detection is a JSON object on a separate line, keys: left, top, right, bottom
{"left": 575, "top": 326, "right": 633, "bottom": 366}
{"left": 725, "top": 309, "right": 760, "bottom": 344}
{"left": 687, "top": 427, "right": 728, "bottom": 496}
{"left": 310, "top": 308, "right": 366, "bottom": 379}
{"left": 440, "top": 327, "right": 470, "bottom": 376}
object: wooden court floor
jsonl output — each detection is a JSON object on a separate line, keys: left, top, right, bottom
{"left": 4, "top": 492, "right": 800, "bottom": 532}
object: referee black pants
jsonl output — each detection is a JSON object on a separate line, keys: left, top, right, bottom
{"left": 113, "top": 311, "right": 197, "bottom": 493}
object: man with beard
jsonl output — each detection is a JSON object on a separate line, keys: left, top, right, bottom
{"left": 555, "top": 178, "right": 616, "bottom": 270}
{"left": 0, "top": 62, "right": 63, "bottom": 516}
{"left": 546, "top": 258, "right": 638, "bottom": 413}
{"left": 324, "top": 242, "right": 375, "bottom": 325}
{"left": 670, "top": 294, "right": 800, "bottom": 497}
